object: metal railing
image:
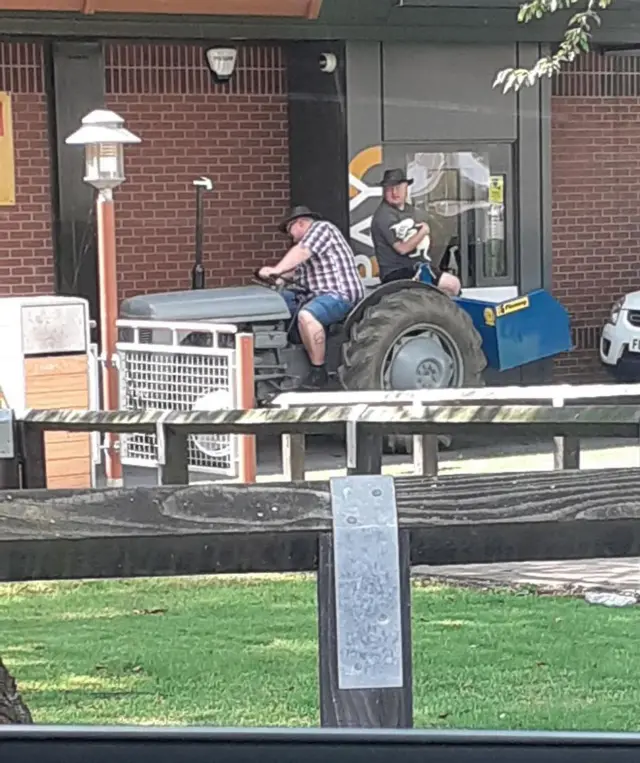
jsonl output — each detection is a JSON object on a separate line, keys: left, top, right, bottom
{"left": 272, "top": 383, "right": 640, "bottom": 479}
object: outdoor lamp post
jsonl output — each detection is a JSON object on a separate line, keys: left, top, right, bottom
{"left": 66, "top": 110, "right": 141, "bottom": 483}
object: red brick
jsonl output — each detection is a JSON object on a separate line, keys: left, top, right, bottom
{"left": 0, "top": 69, "right": 53, "bottom": 297}
{"left": 552, "top": 95, "right": 640, "bottom": 382}
{"left": 108, "top": 90, "right": 290, "bottom": 301}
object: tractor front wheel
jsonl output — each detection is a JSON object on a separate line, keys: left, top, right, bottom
{"left": 338, "top": 288, "right": 486, "bottom": 453}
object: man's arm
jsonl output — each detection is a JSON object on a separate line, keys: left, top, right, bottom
{"left": 392, "top": 223, "right": 430, "bottom": 256}
{"left": 259, "top": 243, "right": 311, "bottom": 280}
{"left": 274, "top": 243, "right": 311, "bottom": 275}
{"left": 373, "top": 208, "right": 430, "bottom": 257}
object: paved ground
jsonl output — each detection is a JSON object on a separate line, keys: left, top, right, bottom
{"left": 412, "top": 558, "right": 640, "bottom": 594}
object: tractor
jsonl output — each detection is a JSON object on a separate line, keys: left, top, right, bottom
{"left": 119, "top": 261, "right": 573, "bottom": 453}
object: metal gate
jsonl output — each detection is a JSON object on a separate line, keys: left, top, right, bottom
{"left": 116, "top": 319, "right": 239, "bottom": 478}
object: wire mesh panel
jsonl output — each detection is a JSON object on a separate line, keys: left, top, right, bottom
{"left": 553, "top": 51, "right": 640, "bottom": 97}
{"left": 117, "top": 320, "right": 238, "bottom": 477}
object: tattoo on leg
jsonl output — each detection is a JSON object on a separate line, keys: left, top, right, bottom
{"left": 312, "top": 329, "right": 325, "bottom": 346}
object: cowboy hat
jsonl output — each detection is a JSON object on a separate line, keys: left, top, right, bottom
{"left": 278, "top": 205, "right": 322, "bottom": 234}
{"left": 379, "top": 168, "right": 415, "bottom": 188}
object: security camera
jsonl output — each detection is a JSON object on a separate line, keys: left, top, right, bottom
{"left": 319, "top": 52, "right": 338, "bottom": 73}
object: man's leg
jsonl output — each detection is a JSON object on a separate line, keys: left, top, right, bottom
{"left": 297, "top": 295, "right": 353, "bottom": 389}
{"left": 298, "top": 309, "right": 327, "bottom": 365}
{"left": 437, "top": 272, "right": 462, "bottom": 297}
{"left": 380, "top": 266, "right": 417, "bottom": 284}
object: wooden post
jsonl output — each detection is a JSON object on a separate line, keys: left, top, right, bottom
{"left": 236, "top": 333, "right": 257, "bottom": 484}
{"left": 18, "top": 423, "right": 47, "bottom": 489}
{"left": 0, "top": 411, "right": 19, "bottom": 490}
{"left": 320, "top": 422, "right": 411, "bottom": 728}
{"left": 317, "top": 475, "right": 413, "bottom": 728}
{"left": 413, "top": 434, "right": 439, "bottom": 476}
{"left": 282, "top": 434, "right": 306, "bottom": 482}
{"left": 554, "top": 436, "right": 580, "bottom": 470}
{"left": 347, "top": 423, "right": 382, "bottom": 476}
{"left": 160, "top": 424, "right": 189, "bottom": 486}
{"left": 552, "top": 397, "right": 580, "bottom": 470}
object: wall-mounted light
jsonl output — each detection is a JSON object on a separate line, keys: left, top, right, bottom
{"left": 206, "top": 47, "right": 238, "bottom": 83}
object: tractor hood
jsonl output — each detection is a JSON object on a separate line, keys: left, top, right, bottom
{"left": 120, "top": 286, "right": 291, "bottom": 324}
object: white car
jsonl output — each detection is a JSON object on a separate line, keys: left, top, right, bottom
{"left": 600, "top": 290, "right": 640, "bottom": 381}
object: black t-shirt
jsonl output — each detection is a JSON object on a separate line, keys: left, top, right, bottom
{"left": 370, "top": 201, "right": 428, "bottom": 279}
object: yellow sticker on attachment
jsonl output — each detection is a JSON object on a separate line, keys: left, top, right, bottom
{"left": 483, "top": 307, "right": 496, "bottom": 327}
{"left": 495, "top": 296, "right": 530, "bottom": 318}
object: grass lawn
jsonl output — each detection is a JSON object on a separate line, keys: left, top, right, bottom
{"left": 1, "top": 575, "right": 639, "bottom": 731}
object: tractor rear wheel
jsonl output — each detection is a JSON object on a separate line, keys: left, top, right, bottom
{"left": 338, "top": 288, "right": 486, "bottom": 454}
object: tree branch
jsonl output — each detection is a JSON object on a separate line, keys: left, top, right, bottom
{"left": 494, "top": 0, "right": 614, "bottom": 91}
{"left": 0, "top": 658, "right": 33, "bottom": 724}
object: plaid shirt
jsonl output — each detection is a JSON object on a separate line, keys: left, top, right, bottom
{"left": 296, "top": 221, "right": 364, "bottom": 304}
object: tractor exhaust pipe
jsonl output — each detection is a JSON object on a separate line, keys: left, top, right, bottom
{"left": 192, "top": 176, "right": 214, "bottom": 290}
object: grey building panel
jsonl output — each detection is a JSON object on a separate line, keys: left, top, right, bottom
{"left": 539, "top": 44, "right": 554, "bottom": 294}
{"left": 515, "top": 43, "right": 552, "bottom": 384}
{"left": 381, "top": 43, "right": 518, "bottom": 142}
{"left": 516, "top": 42, "right": 544, "bottom": 296}
{"left": 346, "top": 42, "right": 382, "bottom": 159}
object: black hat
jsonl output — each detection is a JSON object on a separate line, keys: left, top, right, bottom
{"left": 379, "top": 168, "right": 414, "bottom": 188}
{"left": 278, "top": 205, "right": 322, "bottom": 234}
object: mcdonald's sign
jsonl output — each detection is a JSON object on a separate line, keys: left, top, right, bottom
{"left": 0, "top": 92, "right": 16, "bottom": 206}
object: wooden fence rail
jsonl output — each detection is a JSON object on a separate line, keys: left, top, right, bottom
{"left": 2, "top": 403, "right": 640, "bottom": 729}
{"left": 12, "top": 401, "right": 640, "bottom": 485}
{"left": 272, "top": 383, "right": 640, "bottom": 479}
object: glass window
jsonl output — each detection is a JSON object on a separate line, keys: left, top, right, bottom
{"left": 383, "top": 144, "right": 515, "bottom": 289}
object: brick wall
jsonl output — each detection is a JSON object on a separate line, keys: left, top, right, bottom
{"left": 0, "top": 42, "right": 54, "bottom": 296}
{"left": 106, "top": 43, "right": 290, "bottom": 301}
{"left": 551, "top": 55, "right": 640, "bottom": 381}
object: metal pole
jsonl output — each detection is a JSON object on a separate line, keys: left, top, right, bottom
{"left": 192, "top": 177, "right": 213, "bottom": 290}
{"left": 97, "top": 188, "right": 122, "bottom": 483}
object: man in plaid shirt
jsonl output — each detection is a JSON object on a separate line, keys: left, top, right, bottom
{"left": 259, "top": 206, "right": 365, "bottom": 389}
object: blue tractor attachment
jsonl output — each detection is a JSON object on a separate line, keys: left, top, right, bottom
{"left": 414, "top": 262, "right": 573, "bottom": 372}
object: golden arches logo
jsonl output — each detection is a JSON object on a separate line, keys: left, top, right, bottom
{"left": 348, "top": 144, "right": 383, "bottom": 281}
{"left": 349, "top": 145, "right": 382, "bottom": 199}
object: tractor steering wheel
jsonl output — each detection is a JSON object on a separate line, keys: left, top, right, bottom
{"left": 252, "top": 269, "right": 310, "bottom": 297}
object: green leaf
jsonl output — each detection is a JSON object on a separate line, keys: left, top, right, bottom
{"left": 493, "top": 0, "right": 613, "bottom": 90}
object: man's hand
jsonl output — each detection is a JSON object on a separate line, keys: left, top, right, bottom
{"left": 258, "top": 266, "right": 279, "bottom": 280}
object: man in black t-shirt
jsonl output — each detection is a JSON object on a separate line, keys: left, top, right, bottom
{"left": 370, "top": 168, "right": 461, "bottom": 296}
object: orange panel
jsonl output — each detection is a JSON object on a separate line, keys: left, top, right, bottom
{"left": 306, "top": 0, "right": 322, "bottom": 18}
{"left": 0, "top": 0, "right": 81, "bottom": 8}
{"left": 0, "top": 92, "right": 15, "bottom": 207}
{"left": 48, "top": 472, "right": 93, "bottom": 490}
{"left": 0, "top": 0, "right": 322, "bottom": 14}
{"left": 24, "top": 355, "right": 88, "bottom": 377}
{"left": 24, "top": 354, "right": 92, "bottom": 490}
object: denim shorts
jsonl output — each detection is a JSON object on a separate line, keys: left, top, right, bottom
{"left": 282, "top": 290, "right": 353, "bottom": 327}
